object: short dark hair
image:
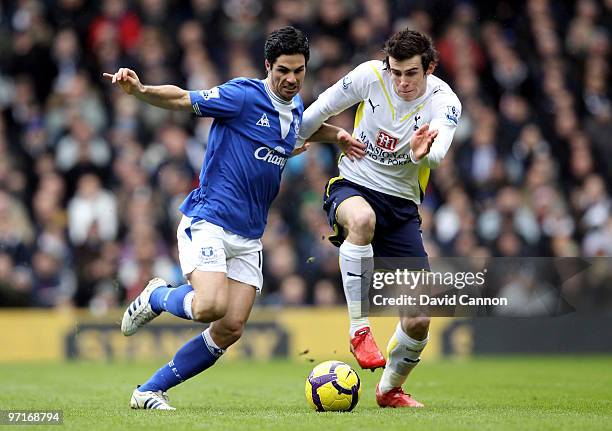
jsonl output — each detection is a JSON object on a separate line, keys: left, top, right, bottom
{"left": 383, "top": 29, "right": 438, "bottom": 72}
{"left": 264, "top": 26, "right": 310, "bottom": 66}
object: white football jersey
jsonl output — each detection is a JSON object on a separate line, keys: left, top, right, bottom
{"left": 300, "top": 60, "right": 461, "bottom": 204}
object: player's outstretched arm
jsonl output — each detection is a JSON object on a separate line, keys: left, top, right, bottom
{"left": 308, "top": 123, "right": 366, "bottom": 161}
{"left": 103, "top": 68, "right": 192, "bottom": 112}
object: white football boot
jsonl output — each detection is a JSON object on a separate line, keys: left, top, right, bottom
{"left": 130, "top": 387, "right": 175, "bottom": 410}
{"left": 121, "top": 277, "right": 167, "bottom": 336}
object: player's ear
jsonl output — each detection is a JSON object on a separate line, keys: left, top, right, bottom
{"left": 426, "top": 61, "right": 436, "bottom": 75}
{"left": 265, "top": 59, "right": 272, "bottom": 74}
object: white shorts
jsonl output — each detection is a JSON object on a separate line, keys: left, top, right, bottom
{"left": 177, "top": 216, "right": 264, "bottom": 291}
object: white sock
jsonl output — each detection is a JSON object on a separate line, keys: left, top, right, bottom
{"left": 339, "top": 241, "right": 374, "bottom": 337}
{"left": 379, "top": 322, "right": 428, "bottom": 394}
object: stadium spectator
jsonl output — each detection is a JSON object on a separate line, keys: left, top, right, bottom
{"left": 0, "top": 0, "right": 609, "bottom": 313}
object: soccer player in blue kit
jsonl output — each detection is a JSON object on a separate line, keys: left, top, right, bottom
{"left": 104, "top": 26, "right": 364, "bottom": 410}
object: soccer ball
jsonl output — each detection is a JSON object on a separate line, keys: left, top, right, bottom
{"left": 305, "top": 360, "right": 361, "bottom": 412}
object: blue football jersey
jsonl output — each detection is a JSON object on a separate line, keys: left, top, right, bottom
{"left": 179, "top": 78, "right": 304, "bottom": 239}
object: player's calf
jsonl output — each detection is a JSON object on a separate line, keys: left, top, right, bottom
{"left": 210, "top": 317, "right": 246, "bottom": 349}
{"left": 402, "top": 316, "right": 430, "bottom": 340}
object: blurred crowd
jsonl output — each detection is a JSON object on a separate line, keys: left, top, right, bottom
{"left": 0, "top": 0, "right": 610, "bottom": 312}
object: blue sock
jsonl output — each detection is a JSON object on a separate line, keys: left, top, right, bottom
{"left": 149, "top": 284, "right": 194, "bottom": 320}
{"left": 139, "top": 329, "right": 224, "bottom": 393}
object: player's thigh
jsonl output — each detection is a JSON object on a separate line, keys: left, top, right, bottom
{"left": 336, "top": 195, "right": 376, "bottom": 234}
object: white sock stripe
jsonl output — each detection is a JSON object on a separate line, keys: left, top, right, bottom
{"left": 183, "top": 291, "right": 195, "bottom": 320}
{"left": 162, "top": 290, "right": 172, "bottom": 307}
{"left": 202, "top": 328, "right": 224, "bottom": 357}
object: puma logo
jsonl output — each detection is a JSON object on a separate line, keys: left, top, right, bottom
{"left": 368, "top": 98, "right": 380, "bottom": 114}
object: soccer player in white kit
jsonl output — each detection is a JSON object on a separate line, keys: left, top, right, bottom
{"left": 300, "top": 29, "right": 462, "bottom": 407}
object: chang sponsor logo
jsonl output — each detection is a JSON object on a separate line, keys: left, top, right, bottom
{"left": 254, "top": 146, "right": 287, "bottom": 168}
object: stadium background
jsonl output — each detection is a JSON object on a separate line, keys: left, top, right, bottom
{"left": 0, "top": 0, "right": 611, "bottom": 360}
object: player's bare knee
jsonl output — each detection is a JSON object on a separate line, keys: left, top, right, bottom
{"left": 192, "top": 298, "right": 226, "bottom": 323}
{"left": 347, "top": 210, "right": 376, "bottom": 242}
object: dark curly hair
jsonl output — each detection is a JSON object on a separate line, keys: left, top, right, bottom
{"left": 264, "top": 26, "right": 310, "bottom": 66}
{"left": 383, "top": 29, "right": 438, "bottom": 72}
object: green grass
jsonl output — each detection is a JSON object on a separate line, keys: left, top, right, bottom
{"left": 1, "top": 357, "right": 612, "bottom": 430}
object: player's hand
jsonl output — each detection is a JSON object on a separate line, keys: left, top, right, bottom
{"left": 102, "top": 68, "right": 144, "bottom": 95}
{"left": 336, "top": 129, "right": 366, "bottom": 161}
{"left": 291, "top": 142, "right": 311, "bottom": 157}
{"left": 410, "top": 123, "right": 438, "bottom": 161}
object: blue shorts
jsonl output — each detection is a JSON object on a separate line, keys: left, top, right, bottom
{"left": 323, "top": 177, "right": 429, "bottom": 268}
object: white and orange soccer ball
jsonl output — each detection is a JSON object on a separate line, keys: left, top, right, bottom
{"left": 305, "top": 360, "right": 361, "bottom": 412}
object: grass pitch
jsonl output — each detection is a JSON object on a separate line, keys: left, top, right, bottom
{"left": 1, "top": 356, "right": 611, "bottom": 430}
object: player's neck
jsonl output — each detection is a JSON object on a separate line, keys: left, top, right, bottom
{"left": 264, "top": 77, "right": 293, "bottom": 104}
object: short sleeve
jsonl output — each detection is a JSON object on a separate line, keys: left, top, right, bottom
{"left": 189, "top": 79, "right": 246, "bottom": 119}
{"left": 430, "top": 90, "right": 462, "bottom": 128}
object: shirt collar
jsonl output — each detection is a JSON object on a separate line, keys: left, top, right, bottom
{"left": 263, "top": 79, "right": 293, "bottom": 105}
